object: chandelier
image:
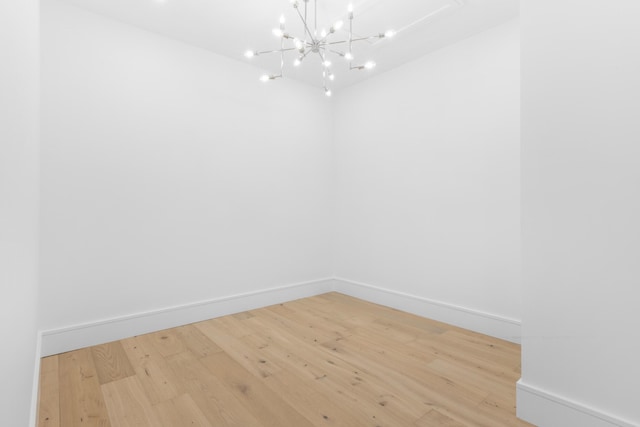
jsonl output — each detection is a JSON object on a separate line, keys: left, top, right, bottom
{"left": 244, "top": 0, "right": 395, "bottom": 96}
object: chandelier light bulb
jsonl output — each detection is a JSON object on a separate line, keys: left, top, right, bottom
{"left": 320, "top": 28, "right": 327, "bottom": 38}
{"left": 345, "top": 52, "right": 354, "bottom": 61}
{"left": 348, "top": 3, "right": 354, "bottom": 13}
{"left": 384, "top": 30, "right": 396, "bottom": 38}
{"left": 329, "top": 73, "right": 335, "bottom": 81}
{"left": 279, "top": 15, "right": 286, "bottom": 25}
{"left": 293, "top": 58, "right": 302, "bottom": 66}
{"left": 364, "top": 61, "right": 376, "bottom": 70}
{"left": 325, "top": 88, "right": 332, "bottom": 97}
{"left": 290, "top": 0, "right": 299, "bottom": 6}
{"left": 272, "top": 28, "right": 284, "bottom": 38}
{"left": 323, "top": 60, "right": 331, "bottom": 67}
{"left": 293, "top": 38, "right": 303, "bottom": 50}
{"left": 259, "top": 74, "right": 270, "bottom": 82}
{"left": 244, "top": 50, "right": 255, "bottom": 58}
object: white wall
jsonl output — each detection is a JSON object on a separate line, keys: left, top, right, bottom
{"left": 0, "top": 0, "right": 40, "bottom": 425}
{"left": 333, "top": 20, "right": 521, "bottom": 328}
{"left": 518, "top": 1, "right": 640, "bottom": 426}
{"left": 39, "top": 0, "right": 334, "bottom": 332}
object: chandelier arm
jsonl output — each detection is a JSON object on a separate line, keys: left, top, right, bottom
{"left": 255, "top": 47, "right": 299, "bottom": 55}
{"left": 300, "top": 49, "right": 311, "bottom": 59}
{"left": 333, "top": 35, "right": 382, "bottom": 45}
{"left": 317, "top": 30, "right": 336, "bottom": 45}
{"left": 319, "top": 54, "right": 325, "bottom": 78}
{"left": 280, "top": 35, "right": 284, "bottom": 77}
{"left": 348, "top": 8, "right": 353, "bottom": 68}
{"left": 319, "top": 50, "right": 329, "bottom": 69}
{"left": 325, "top": 36, "right": 378, "bottom": 47}
{"left": 295, "top": 7, "right": 315, "bottom": 41}
{"left": 349, "top": 60, "right": 375, "bottom": 71}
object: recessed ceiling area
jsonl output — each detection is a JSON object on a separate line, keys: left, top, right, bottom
{"left": 56, "top": 0, "right": 518, "bottom": 88}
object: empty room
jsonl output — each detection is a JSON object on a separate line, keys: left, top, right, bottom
{"left": 1, "top": 0, "right": 638, "bottom": 426}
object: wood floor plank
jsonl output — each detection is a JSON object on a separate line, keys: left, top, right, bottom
{"left": 477, "top": 393, "right": 530, "bottom": 426}
{"left": 415, "top": 409, "right": 465, "bottom": 426}
{"left": 426, "top": 358, "right": 515, "bottom": 404}
{"left": 262, "top": 368, "right": 373, "bottom": 427}
{"left": 231, "top": 310, "right": 255, "bottom": 320}
{"left": 316, "top": 331, "right": 490, "bottom": 422}
{"left": 91, "top": 341, "right": 136, "bottom": 385}
{"left": 435, "top": 329, "right": 520, "bottom": 366}
{"left": 174, "top": 324, "right": 223, "bottom": 358}
{"left": 321, "top": 327, "right": 437, "bottom": 374}
{"left": 165, "top": 350, "right": 267, "bottom": 427}
{"left": 145, "top": 329, "right": 187, "bottom": 358}
{"left": 319, "top": 292, "right": 450, "bottom": 334}
{"left": 289, "top": 296, "right": 445, "bottom": 357}
{"left": 200, "top": 351, "right": 317, "bottom": 427}
{"left": 58, "top": 348, "right": 111, "bottom": 427}
{"left": 133, "top": 359, "right": 180, "bottom": 404}
{"left": 153, "top": 393, "right": 213, "bottom": 427}
{"left": 322, "top": 332, "right": 490, "bottom": 410}
{"left": 320, "top": 326, "right": 520, "bottom": 426}
{"left": 410, "top": 334, "right": 521, "bottom": 383}
{"left": 237, "top": 316, "right": 422, "bottom": 426}
{"left": 101, "top": 376, "right": 163, "bottom": 427}
{"left": 252, "top": 304, "right": 351, "bottom": 349}
{"left": 120, "top": 334, "right": 180, "bottom": 404}
{"left": 39, "top": 293, "right": 532, "bottom": 427}
{"left": 265, "top": 302, "right": 353, "bottom": 341}
{"left": 120, "top": 335, "right": 153, "bottom": 366}
{"left": 195, "top": 318, "right": 282, "bottom": 380}
{"left": 37, "top": 355, "right": 60, "bottom": 427}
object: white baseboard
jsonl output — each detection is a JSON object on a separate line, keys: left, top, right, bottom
{"left": 40, "top": 278, "right": 334, "bottom": 357}
{"left": 332, "top": 277, "right": 521, "bottom": 343}
{"left": 517, "top": 380, "right": 636, "bottom": 427}
{"left": 40, "top": 276, "right": 521, "bottom": 356}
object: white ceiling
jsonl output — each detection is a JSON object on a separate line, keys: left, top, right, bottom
{"left": 59, "top": 0, "right": 518, "bottom": 90}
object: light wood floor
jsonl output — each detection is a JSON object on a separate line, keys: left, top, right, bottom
{"left": 37, "top": 293, "right": 533, "bottom": 427}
